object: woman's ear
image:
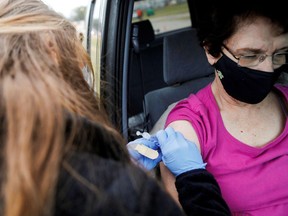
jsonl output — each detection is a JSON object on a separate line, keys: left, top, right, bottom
{"left": 46, "top": 38, "right": 59, "bottom": 66}
{"left": 50, "top": 44, "right": 58, "bottom": 65}
{"left": 203, "top": 46, "right": 221, "bottom": 65}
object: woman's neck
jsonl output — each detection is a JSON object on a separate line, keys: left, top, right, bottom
{"left": 211, "top": 75, "right": 267, "bottom": 112}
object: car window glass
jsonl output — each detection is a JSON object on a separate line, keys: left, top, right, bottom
{"left": 133, "top": 0, "right": 191, "bottom": 34}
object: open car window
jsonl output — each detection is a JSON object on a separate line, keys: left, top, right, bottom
{"left": 84, "top": 0, "right": 216, "bottom": 141}
{"left": 132, "top": 0, "right": 191, "bottom": 34}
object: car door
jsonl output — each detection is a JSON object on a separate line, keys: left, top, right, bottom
{"left": 85, "top": 0, "right": 209, "bottom": 141}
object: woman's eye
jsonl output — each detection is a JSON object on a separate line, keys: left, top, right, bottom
{"left": 241, "top": 55, "right": 258, "bottom": 59}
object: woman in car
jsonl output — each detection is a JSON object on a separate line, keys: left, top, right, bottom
{"left": 0, "top": 0, "right": 186, "bottom": 215}
{"left": 160, "top": 1, "right": 288, "bottom": 215}
{"left": 0, "top": 0, "right": 232, "bottom": 215}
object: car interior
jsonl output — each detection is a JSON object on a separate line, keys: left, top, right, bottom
{"left": 128, "top": 0, "right": 216, "bottom": 140}
{"left": 86, "top": 0, "right": 216, "bottom": 141}
{"left": 144, "top": 27, "right": 214, "bottom": 132}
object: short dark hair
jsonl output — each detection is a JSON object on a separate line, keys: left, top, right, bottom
{"left": 197, "top": 0, "right": 288, "bottom": 58}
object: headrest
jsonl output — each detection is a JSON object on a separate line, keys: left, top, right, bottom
{"left": 163, "top": 28, "right": 214, "bottom": 85}
{"left": 131, "top": 20, "right": 155, "bottom": 53}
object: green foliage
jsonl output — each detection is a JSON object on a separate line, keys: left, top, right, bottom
{"left": 70, "top": 6, "right": 87, "bottom": 21}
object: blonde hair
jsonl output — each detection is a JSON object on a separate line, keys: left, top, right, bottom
{"left": 0, "top": 0, "right": 125, "bottom": 215}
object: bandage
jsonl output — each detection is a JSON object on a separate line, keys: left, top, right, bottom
{"left": 133, "top": 131, "right": 159, "bottom": 159}
{"left": 134, "top": 143, "right": 159, "bottom": 159}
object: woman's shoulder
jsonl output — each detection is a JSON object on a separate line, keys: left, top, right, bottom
{"left": 275, "top": 83, "right": 288, "bottom": 92}
{"left": 167, "top": 83, "right": 215, "bottom": 119}
{"left": 55, "top": 152, "right": 184, "bottom": 216}
{"left": 177, "top": 83, "right": 213, "bottom": 108}
{"left": 275, "top": 84, "right": 288, "bottom": 101}
{"left": 57, "top": 152, "right": 150, "bottom": 194}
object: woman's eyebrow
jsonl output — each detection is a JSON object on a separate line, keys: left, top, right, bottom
{"left": 276, "top": 46, "right": 288, "bottom": 52}
{"left": 236, "top": 47, "right": 264, "bottom": 54}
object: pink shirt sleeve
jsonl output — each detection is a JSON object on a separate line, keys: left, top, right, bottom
{"left": 164, "top": 84, "right": 217, "bottom": 154}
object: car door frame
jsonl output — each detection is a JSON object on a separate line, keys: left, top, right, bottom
{"left": 85, "top": 0, "right": 203, "bottom": 140}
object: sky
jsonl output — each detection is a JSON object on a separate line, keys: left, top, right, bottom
{"left": 42, "top": 0, "right": 90, "bottom": 18}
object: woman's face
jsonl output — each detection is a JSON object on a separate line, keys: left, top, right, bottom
{"left": 222, "top": 17, "right": 288, "bottom": 72}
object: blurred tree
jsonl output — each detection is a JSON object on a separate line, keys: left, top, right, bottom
{"left": 93, "top": 19, "right": 100, "bottom": 30}
{"left": 70, "top": 6, "right": 86, "bottom": 21}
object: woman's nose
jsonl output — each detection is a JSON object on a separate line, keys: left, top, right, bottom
{"left": 256, "top": 55, "right": 274, "bottom": 72}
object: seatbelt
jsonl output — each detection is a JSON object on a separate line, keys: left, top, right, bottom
{"left": 131, "top": 24, "right": 150, "bottom": 133}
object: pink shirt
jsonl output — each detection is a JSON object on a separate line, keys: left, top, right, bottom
{"left": 166, "top": 83, "right": 288, "bottom": 216}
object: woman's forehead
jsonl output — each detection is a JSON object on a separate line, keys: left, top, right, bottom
{"left": 227, "top": 18, "right": 288, "bottom": 50}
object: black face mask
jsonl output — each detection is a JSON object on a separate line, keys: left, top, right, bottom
{"left": 214, "top": 54, "right": 282, "bottom": 104}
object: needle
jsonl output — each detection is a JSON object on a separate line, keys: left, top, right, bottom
{"left": 136, "top": 131, "right": 151, "bottom": 139}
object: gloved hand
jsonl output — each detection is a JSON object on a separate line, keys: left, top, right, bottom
{"left": 156, "top": 127, "right": 206, "bottom": 177}
{"left": 127, "top": 136, "right": 162, "bottom": 170}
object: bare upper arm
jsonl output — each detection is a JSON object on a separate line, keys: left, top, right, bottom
{"left": 159, "top": 119, "right": 201, "bottom": 205}
{"left": 167, "top": 120, "right": 201, "bottom": 153}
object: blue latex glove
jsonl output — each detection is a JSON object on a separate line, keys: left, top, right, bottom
{"left": 127, "top": 137, "right": 162, "bottom": 170}
{"left": 156, "top": 127, "right": 206, "bottom": 177}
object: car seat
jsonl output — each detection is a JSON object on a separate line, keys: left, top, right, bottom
{"left": 144, "top": 28, "right": 215, "bottom": 132}
{"left": 128, "top": 19, "right": 167, "bottom": 139}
